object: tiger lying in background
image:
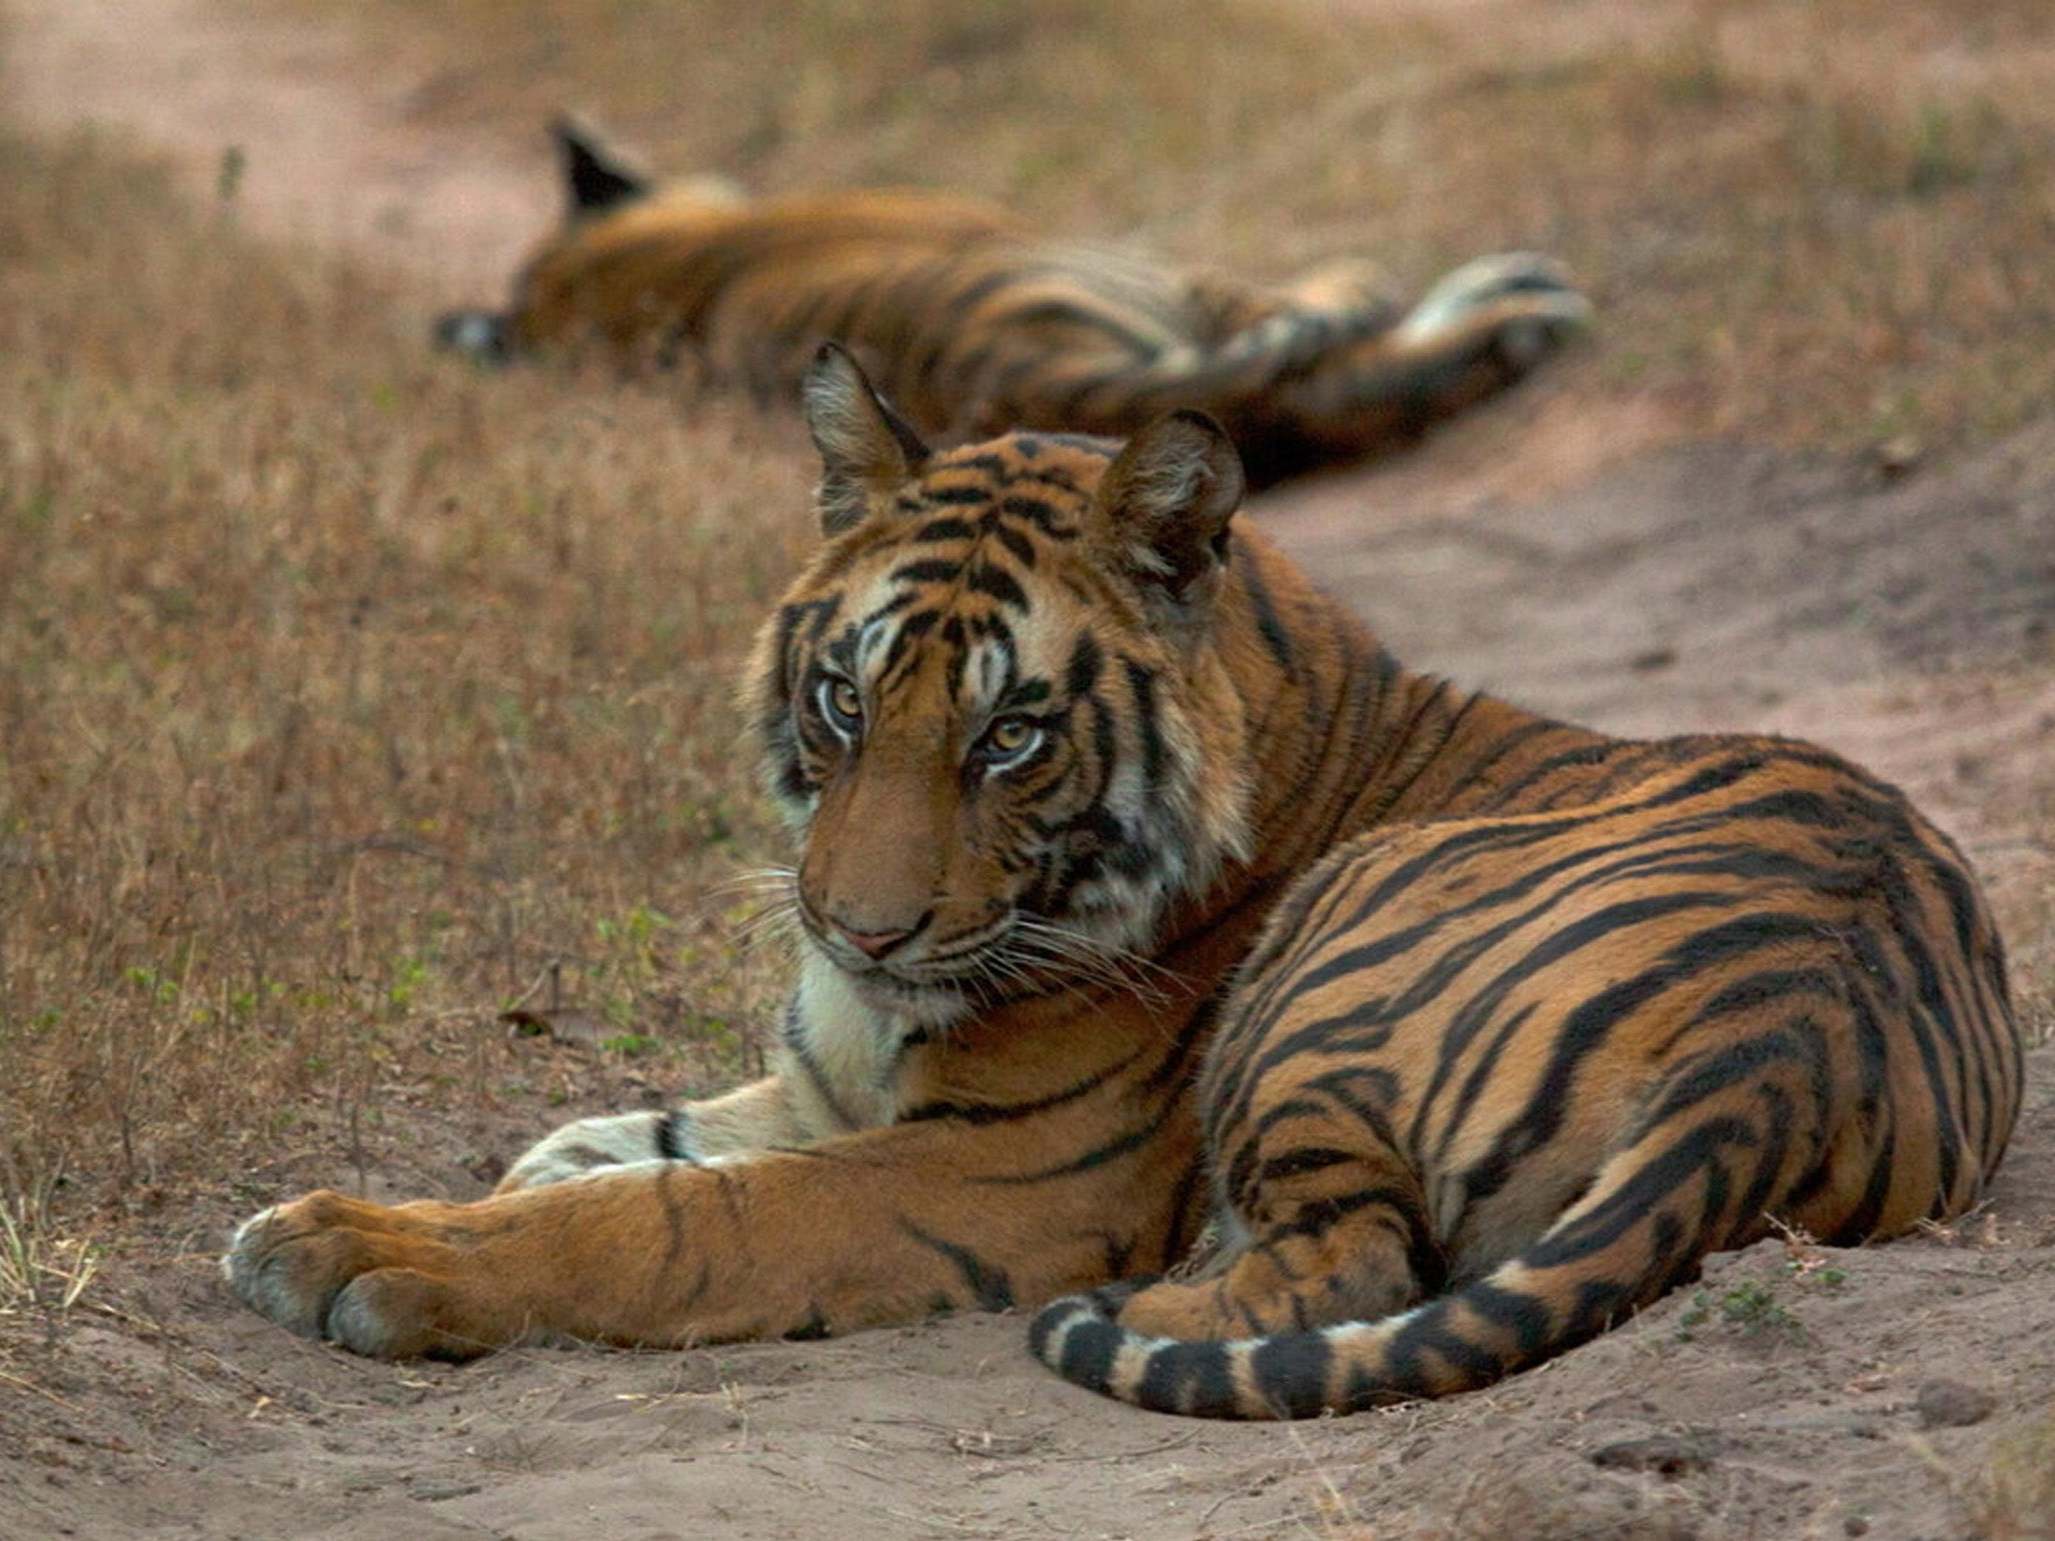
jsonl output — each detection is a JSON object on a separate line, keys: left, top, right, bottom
{"left": 435, "top": 118, "right": 1591, "bottom": 484}
{"left": 226, "top": 348, "right": 2020, "bottom": 1417}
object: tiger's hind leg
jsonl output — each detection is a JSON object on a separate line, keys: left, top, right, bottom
{"left": 1109, "top": 1093, "right": 1444, "bottom": 1341}
{"left": 1233, "top": 251, "right": 1590, "bottom": 477}
{"left": 1271, "top": 257, "right": 1405, "bottom": 322}
{"left": 1035, "top": 997, "right": 1854, "bottom": 1417}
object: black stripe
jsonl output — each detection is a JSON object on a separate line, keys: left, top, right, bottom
{"left": 1524, "top": 1114, "right": 1760, "bottom": 1269}
{"left": 656, "top": 1109, "right": 693, "bottom": 1161}
{"left": 1443, "top": 898, "right": 1800, "bottom": 1195}
{"left": 892, "top": 558, "right": 963, "bottom": 585}
{"left": 1484, "top": 742, "right": 1633, "bottom": 810}
{"left": 1235, "top": 541, "right": 1298, "bottom": 677}
{"left": 899, "top": 1221, "right": 1016, "bottom": 1311}
{"left": 1216, "top": 841, "right": 1752, "bottom": 1150}
{"left": 973, "top": 1094, "right": 1183, "bottom": 1185}
{"left": 782, "top": 1003, "right": 859, "bottom": 1132}
{"left": 1249, "top": 1332, "right": 1335, "bottom": 1417}
{"left": 1124, "top": 659, "right": 1167, "bottom": 789}
{"left": 998, "top": 494, "right": 1081, "bottom": 538}
{"left": 990, "top": 521, "right": 1038, "bottom": 566}
{"left": 1138, "top": 1339, "right": 1239, "bottom": 1415}
{"left": 901, "top": 1046, "right": 1143, "bottom": 1125}
{"left": 1065, "top": 632, "right": 1104, "bottom": 698}
{"left": 1055, "top": 1312, "right": 1123, "bottom": 1394}
{"left": 967, "top": 562, "right": 1029, "bottom": 610}
{"left": 994, "top": 295, "right": 1166, "bottom": 354}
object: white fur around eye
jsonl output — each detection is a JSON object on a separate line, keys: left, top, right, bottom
{"left": 818, "top": 675, "right": 862, "bottom": 739}
{"left": 976, "top": 717, "right": 1043, "bottom": 772}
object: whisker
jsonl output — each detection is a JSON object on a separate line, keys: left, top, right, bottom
{"left": 1009, "top": 914, "right": 1191, "bottom": 986}
{"left": 997, "top": 931, "right": 1177, "bottom": 1010}
{"left": 1005, "top": 916, "right": 1191, "bottom": 1003}
{"left": 728, "top": 894, "right": 806, "bottom": 956}
{"left": 704, "top": 866, "right": 800, "bottom": 899}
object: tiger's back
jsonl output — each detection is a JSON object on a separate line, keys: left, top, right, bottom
{"left": 1034, "top": 716, "right": 2022, "bottom": 1416}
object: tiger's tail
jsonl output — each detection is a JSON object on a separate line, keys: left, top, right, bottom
{"left": 1030, "top": 1142, "right": 1762, "bottom": 1417}
{"left": 1030, "top": 1013, "right": 1985, "bottom": 1418}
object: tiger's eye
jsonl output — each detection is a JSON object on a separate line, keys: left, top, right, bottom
{"left": 987, "top": 717, "right": 1032, "bottom": 753}
{"left": 828, "top": 679, "right": 861, "bottom": 722}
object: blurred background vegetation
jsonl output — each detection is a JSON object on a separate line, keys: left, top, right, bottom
{"left": 301, "top": 0, "right": 2055, "bottom": 448}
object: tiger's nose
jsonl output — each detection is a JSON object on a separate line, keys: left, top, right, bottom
{"left": 832, "top": 920, "right": 916, "bottom": 960}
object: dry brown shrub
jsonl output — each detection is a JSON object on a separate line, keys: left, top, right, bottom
{"left": 0, "top": 124, "right": 802, "bottom": 1237}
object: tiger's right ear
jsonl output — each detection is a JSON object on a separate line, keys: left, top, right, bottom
{"left": 801, "top": 344, "right": 931, "bottom": 536}
{"left": 1092, "top": 409, "right": 1245, "bottom": 605}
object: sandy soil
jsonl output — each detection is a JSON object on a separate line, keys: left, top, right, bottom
{"left": 5, "top": 2, "right": 2053, "bottom": 1538}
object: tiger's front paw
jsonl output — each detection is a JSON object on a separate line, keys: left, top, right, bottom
{"left": 222, "top": 1191, "right": 504, "bottom": 1360}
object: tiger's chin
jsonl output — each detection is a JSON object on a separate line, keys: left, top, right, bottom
{"left": 847, "top": 969, "right": 979, "bottom": 1029}
{"left": 833, "top": 948, "right": 1076, "bottom": 1028}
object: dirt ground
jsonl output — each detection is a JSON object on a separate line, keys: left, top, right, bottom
{"left": 4, "top": 2, "right": 2053, "bottom": 1538}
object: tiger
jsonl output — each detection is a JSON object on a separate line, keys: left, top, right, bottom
{"left": 223, "top": 346, "right": 2022, "bottom": 1418}
{"left": 434, "top": 117, "right": 1592, "bottom": 485}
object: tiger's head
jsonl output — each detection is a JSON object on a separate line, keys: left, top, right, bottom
{"left": 746, "top": 345, "right": 1257, "bottom": 1025}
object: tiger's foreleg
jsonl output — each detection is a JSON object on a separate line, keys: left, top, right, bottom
{"left": 226, "top": 1093, "right": 1193, "bottom": 1359}
{"left": 494, "top": 1074, "right": 818, "bottom": 1191}
{"left": 500, "top": 965, "right": 918, "bottom": 1190}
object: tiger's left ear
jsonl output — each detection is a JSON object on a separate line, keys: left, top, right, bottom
{"left": 801, "top": 343, "right": 931, "bottom": 536}
{"left": 1093, "top": 410, "right": 1246, "bottom": 603}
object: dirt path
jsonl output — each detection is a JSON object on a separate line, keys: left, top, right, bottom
{"left": 7, "top": 0, "right": 548, "bottom": 298}
{"left": 5, "top": 4, "right": 2053, "bottom": 1539}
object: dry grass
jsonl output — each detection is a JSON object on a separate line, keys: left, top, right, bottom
{"left": 270, "top": 0, "right": 2055, "bottom": 452}
{"left": 0, "top": 1152, "right": 100, "bottom": 1329}
{"left": 0, "top": 123, "right": 805, "bottom": 1269}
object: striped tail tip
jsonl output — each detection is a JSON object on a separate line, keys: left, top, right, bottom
{"left": 1029, "top": 1287, "right": 1349, "bottom": 1420}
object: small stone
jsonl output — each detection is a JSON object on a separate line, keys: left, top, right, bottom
{"left": 1914, "top": 1379, "right": 1995, "bottom": 1428}
{"left": 410, "top": 1479, "right": 484, "bottom": 1502}
{"left": 1874, "top": 435, "right": 1924, "bottom": 481}
{"left": 1845, "top": 1516, "right": 1870, "bottom": 1537}
{"left": 1590, "top": 1434, "right": 1716, "bottom": 1478}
